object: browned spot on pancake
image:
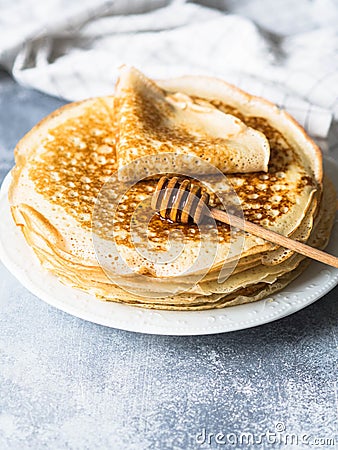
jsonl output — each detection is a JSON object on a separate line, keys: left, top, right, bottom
{"left": 28, "top": 96, "right": 313, "bottom": 248}
{"left": 29, "top": 104, "right": 116, "bottom": 229}
{"left": 115, "top": 87, "right": 265, "bottom": 171}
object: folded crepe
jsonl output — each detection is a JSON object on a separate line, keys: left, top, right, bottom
{"left": 114, "top": 66, "right": 270, "bottom": 181}
{"left": 8, "top": 69, "right": 335, "bottom": 310}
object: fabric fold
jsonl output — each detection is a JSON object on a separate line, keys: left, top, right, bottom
{"left": 0, "top": 0, "right": 337, "bottom": 139}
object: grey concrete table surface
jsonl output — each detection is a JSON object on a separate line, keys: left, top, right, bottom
{"left": 0, "top": 70, "right": 337, "bottom": 450}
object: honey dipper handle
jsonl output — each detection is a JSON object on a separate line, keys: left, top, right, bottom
{"left": 210, "top": 208, "right": 338, "bottom": 269}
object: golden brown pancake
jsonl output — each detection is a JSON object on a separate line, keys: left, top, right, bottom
{"left": 8, "top": 70, "right": 334, "bottom": 310}
{"left": 114, "top": 66, "right": 270, "bottom": 180}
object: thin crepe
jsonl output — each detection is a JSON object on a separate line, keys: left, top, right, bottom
{"left": 114, "top": 66, "right": 270, "bottom": 180}
{"left": 8, "top": 72, "right": 328, "bottom": 310}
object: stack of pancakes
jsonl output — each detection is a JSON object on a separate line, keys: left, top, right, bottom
{"left": 9, "top": 68, "right": 336, "bottom": 310}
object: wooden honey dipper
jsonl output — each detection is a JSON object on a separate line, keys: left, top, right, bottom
{"left": 151, "top": 176, "right": 338, "bottom": 269}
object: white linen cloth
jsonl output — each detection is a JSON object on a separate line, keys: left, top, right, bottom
{"left": 1, "top": 0, "right": 338, "bottom": 142}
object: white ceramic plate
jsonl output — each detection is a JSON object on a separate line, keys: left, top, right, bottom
{"left": 1, "top": 163, "right": 337, "bottom": 335}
